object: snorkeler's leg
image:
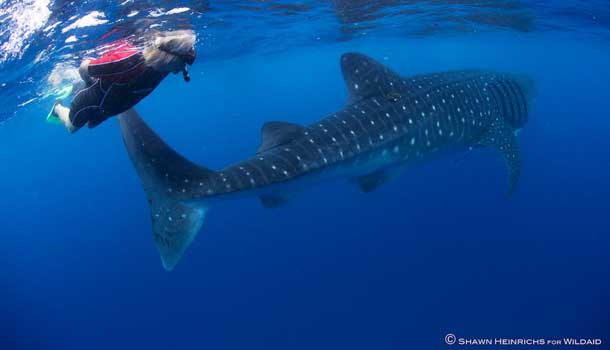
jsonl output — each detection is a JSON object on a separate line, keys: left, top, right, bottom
{"left": 52, "top": 102, "right": 79, "bottom": 133}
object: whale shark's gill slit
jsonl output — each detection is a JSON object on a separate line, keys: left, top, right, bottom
{"left": 119, "top": 108, "right": 213, "bottom": 271}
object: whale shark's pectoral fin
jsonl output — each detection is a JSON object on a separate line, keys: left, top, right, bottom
{"left": 257, "top": 121, "right": 305, "bottom": 154}
{"left": 119, "top": 108, "right": 213, "bottom": 271}
{"left": 474, "top": 123, "right": 521, "bottom": 195}
{"left": 340, "top": 52, "right": 405, "bottom": 104}
{"left": 355, "top": 169, "right": 395, "bottom": 193}
{"left": 259, "top": 194, "right": 289, "bottom": 208}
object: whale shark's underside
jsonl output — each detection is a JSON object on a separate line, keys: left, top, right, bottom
{"left": 118, "top": 52, "right": 534, "bottom": 270}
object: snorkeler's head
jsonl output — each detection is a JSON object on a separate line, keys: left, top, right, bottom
{"left": 144, "top": 30, "right": 196, "bottom": 73}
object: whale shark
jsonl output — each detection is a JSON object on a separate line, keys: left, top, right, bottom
{"left": 118, "top": 52, "right": 534, "bottom": 270}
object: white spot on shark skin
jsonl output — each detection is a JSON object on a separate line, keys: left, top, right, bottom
{"left": 382, "top": 149, "right": 388, "bottom": 156}
{"left": 411, "top": 137, "right": 416, "bottom": 145}
{"left": 421, "top": 112, "right": 426, "bottom": 117}
{"left": 373, "top": 99, "right": 380, "bottom": 106}
{"left": 354, "top": 83, "right": 359, "bottom": 90}
{"left": 342, "top": 120, "right": 347, "bottom": 124}
{"left": 393, "top": 126, "right": 398, "bottom": 132}
{"left": 436, "top": 121, "right": 440, "bottom": 127}
{"left": 309, "top": 139, "right": 315, "bottom": 143}
{"left": 432, "top": 105, "right": 436, "bottom": 111}
{"left": 259, "top": 157, "right": 264, "bottom": 161}
{"left": 283, "top": 170, "right": 289, "bottom": 176}
{"left": 199, "top": 182, "right": 203, "bottom": 186}
{"left": 370, "top": 120, "right": 375, "bottom": 125}
{"left": 425, "top": 129, "right": 429, "bottom": 136}
{"left": 332, "top": 137, "right": 337, "bottom": 142}
{"left": 461, "top": 117, "right": 466, "bottom": 123}
{"left": 402, "top": 105, "right": 406, "bottom": 110}
{"left": 250, "top": 178, "right": 256, "bottom": 185}
{"left": 439, "top": 129, "right": 443, "bottom": 136}
{"left": 207, "top": 189, "right": 214, "bottom": 195}
{"left": 361, "top": 110, "right": 366, "bottom": 114}
{"left": 181, "top": 214, "right": 187, "bottom": 219}
{"left": 408, "top": 118, "right": 413, "bottom": 124}
{"left": 350, "top": 130, "right": 355, "bottom": 135}
{"left": 385, "top": 113, "right": 390, "bottom": 118}
{"left": 393, "top": 146, "right": 400, "bottom": 153}
{"left": 451, "top": 94, "right": 455, "bottom": 98}
{"left": 296, "top": 155, "right": 302, "bottom": 161}
{"left": 323, "top": 158, "right": 328, "bottom": 164}
{"left": 271, "top": 165, "right": 277, "bottom": 170}
{"left": 457, "top": 107, "right": 461, "bottom": 113}
{"left": 323, "top": 129, "right": 328, "bottom": 133}
{"left": 379, "top": 134, "right": 384, "bottom": 140}
{"left": 356, "top": 144, "right": 361, "bottom": 150}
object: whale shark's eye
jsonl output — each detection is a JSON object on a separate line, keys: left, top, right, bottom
{"left": 385, "top": 92, "right": 402, "bottom": 103}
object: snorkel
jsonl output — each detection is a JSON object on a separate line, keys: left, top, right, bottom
{"left": 180, "top": 47, "right": 195, "bottom": 82}
{"left": 182, "top": 66, "right": 190, "bottom": 82}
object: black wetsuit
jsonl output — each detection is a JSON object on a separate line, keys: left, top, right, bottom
{"left": 69, "top": 53, "right": 168, "bottom": 129}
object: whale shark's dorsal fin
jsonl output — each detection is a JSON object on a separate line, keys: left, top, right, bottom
{"left": 340, "top": 52, "right": 406, "bottom": 104}
{"left": 257, "top": 121, "right": 305, "bottom": 154}
{"left": 119, "top": 108, "right": 213, "bottom": 270}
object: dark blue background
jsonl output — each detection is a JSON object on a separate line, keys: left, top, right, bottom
{"left": 1, "top": 36, "right": 609, "bottom": 349}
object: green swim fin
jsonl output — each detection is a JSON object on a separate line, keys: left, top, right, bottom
{"left": 46, "top": 101, "right": 62, "bottom": 125}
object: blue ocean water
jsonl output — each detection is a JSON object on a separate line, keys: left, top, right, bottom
{"left": 1, "top": 1, "right": 609, "bottom": 349}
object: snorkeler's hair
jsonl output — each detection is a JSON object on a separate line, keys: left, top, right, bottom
{"left": 143, "top": 30, "right": 196, "bottom": 73}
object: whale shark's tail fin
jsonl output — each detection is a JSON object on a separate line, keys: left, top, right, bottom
{"left": 119, "top": 108, "right": 212, "bottom": 270}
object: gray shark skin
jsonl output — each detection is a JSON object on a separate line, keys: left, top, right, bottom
{"left": 119, "top": 52, "right": 534, "bottom": 270}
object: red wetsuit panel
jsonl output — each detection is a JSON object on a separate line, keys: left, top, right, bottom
{"left": 88, "top": 40, "right": 146, "bottom": 83}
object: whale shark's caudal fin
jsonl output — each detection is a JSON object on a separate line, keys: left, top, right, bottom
{"left": 119, "top": 108, "right": 213, "bottom": 270}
